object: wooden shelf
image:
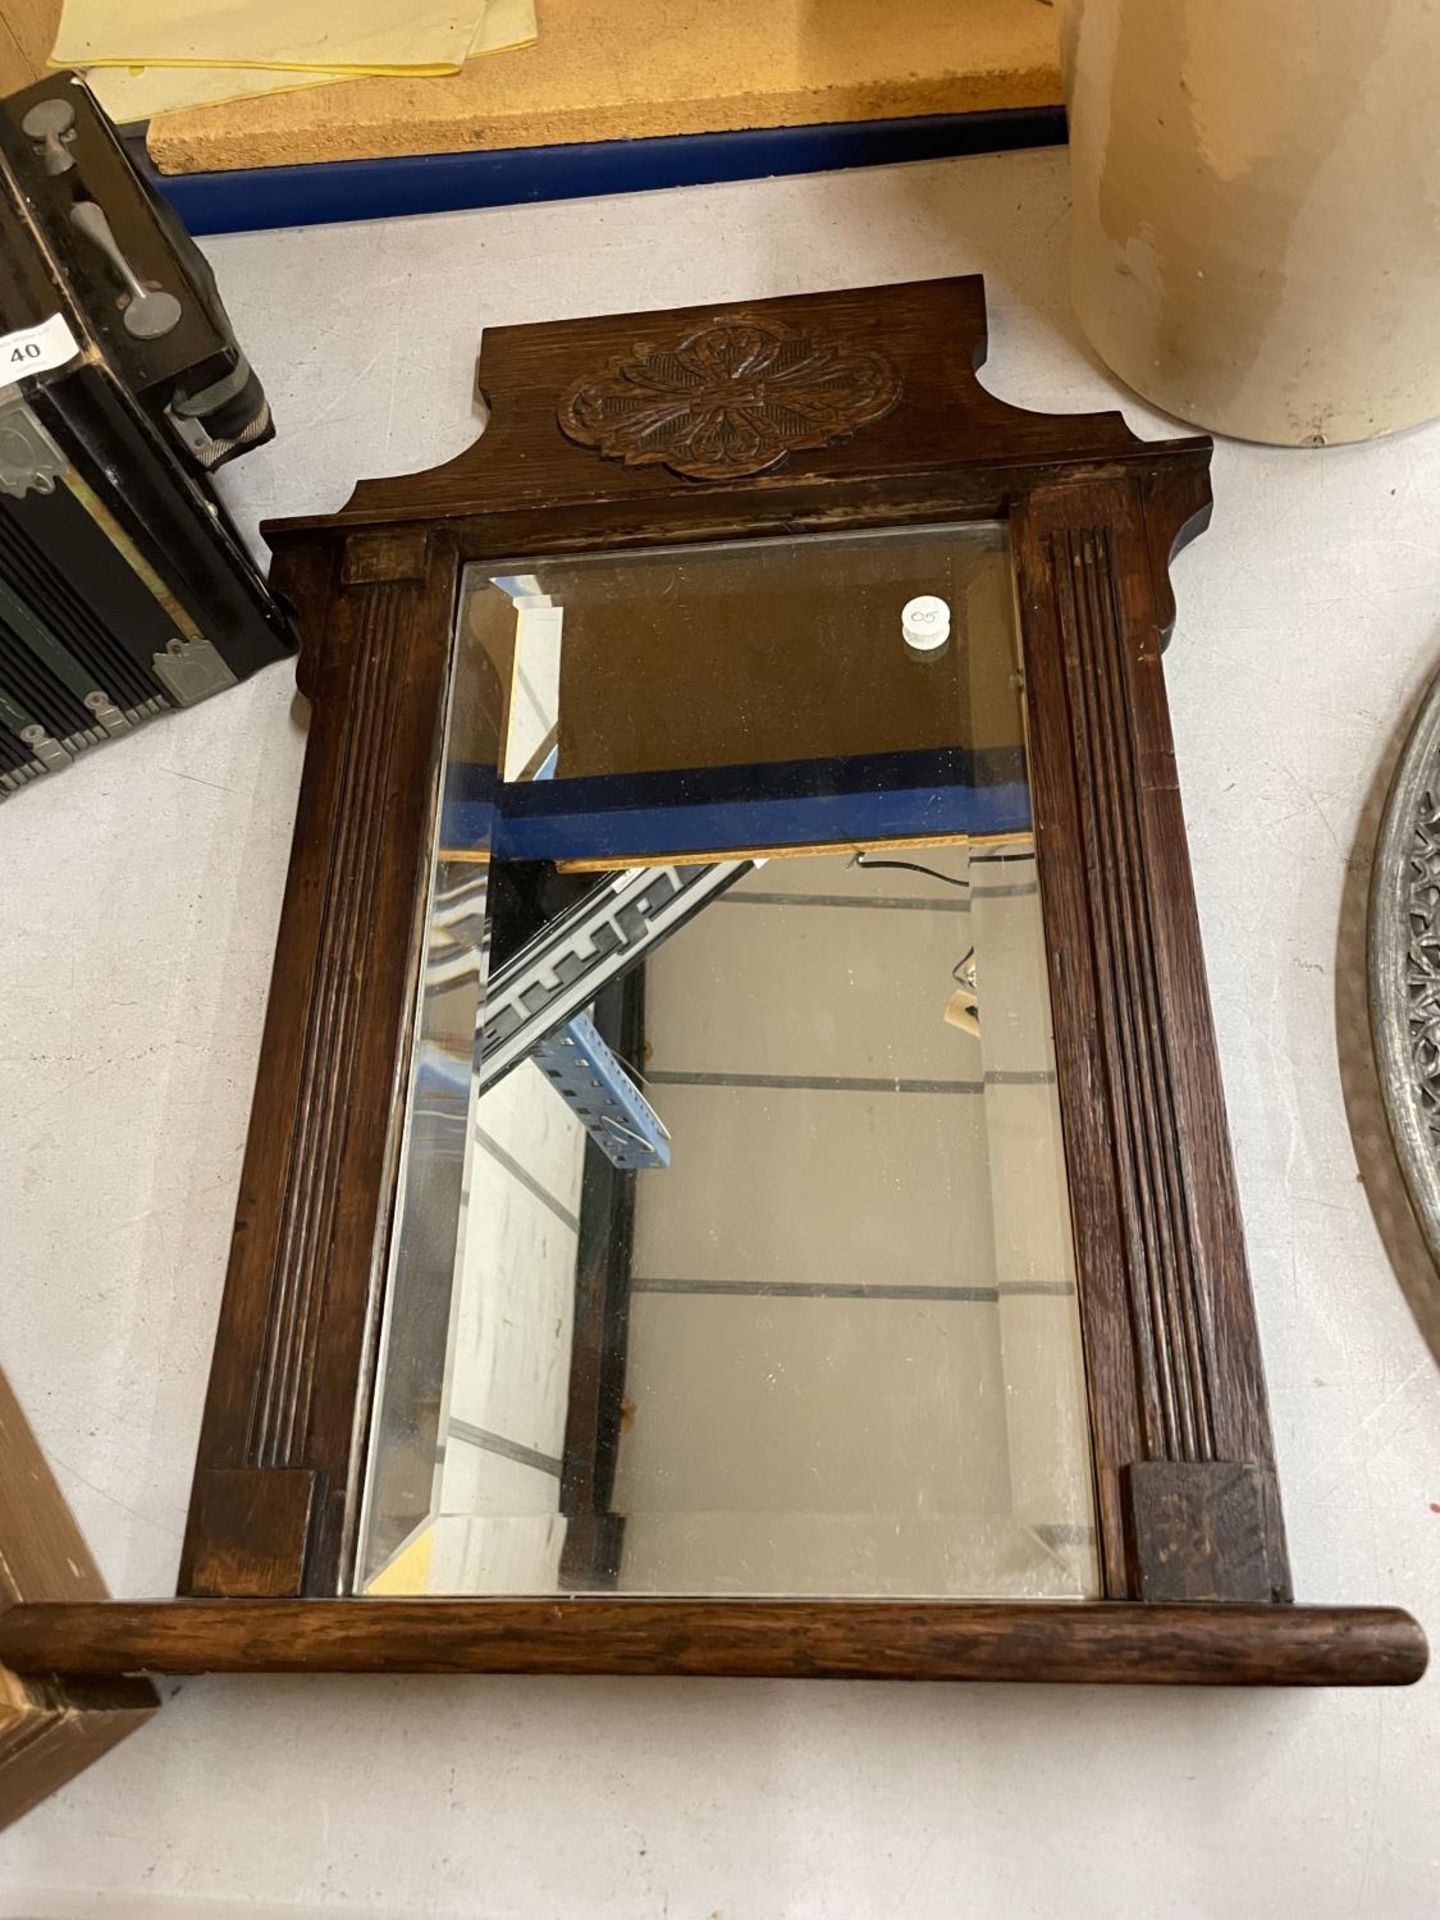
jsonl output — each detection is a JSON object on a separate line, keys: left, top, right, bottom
{"left": 0, "top": 1598, "right": 1426, "bottom": 1687}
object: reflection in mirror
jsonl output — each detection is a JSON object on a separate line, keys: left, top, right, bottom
{"left": 357, "top": 523, "right": 1098, "bottom": 1600}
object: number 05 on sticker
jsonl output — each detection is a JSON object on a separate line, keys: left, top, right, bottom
{"left": 0, "top": 313, "right": 81, "bottom": 382}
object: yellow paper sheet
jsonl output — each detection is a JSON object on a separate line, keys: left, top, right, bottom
{"left": 88, "top": 65, "right": 349, "bottom": 121}
{"left": 53, "top": 0, "right": 505, "bottom": 77}
{"left": 83, "top": 0, "right": 537, "bottom": 121}
{"left": 364, "top": 1523, "right": 435, "bottom": 1596}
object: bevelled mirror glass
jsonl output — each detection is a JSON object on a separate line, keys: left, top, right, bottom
{"left": 356, "top": 520, "right": 1098, "bottom": 1599}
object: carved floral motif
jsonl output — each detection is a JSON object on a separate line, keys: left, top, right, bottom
{"left": 557, "top": 316, "right": 901, "bottom": 480}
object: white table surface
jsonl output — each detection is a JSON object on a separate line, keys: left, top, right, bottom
{"left": 2, "top": 146, "right": 1438, "bottom": 1918}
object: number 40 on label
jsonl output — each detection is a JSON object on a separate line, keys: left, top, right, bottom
{"left": 0, "top": 314, "right": 82, "bottom": 380}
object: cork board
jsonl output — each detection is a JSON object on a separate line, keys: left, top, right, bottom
{"left": 0, "top": 0, "right": 59, "bottom": 96}
{"left": 148, "top": 0, "right": 1062, "bottom": 175}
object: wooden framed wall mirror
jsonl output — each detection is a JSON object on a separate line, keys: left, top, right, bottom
{"left": 0, "top": 278, "right": 1424, "bottom": 1685}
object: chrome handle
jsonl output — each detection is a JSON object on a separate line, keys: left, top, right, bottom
{"left": 21, "top": 98, "right": 76, "bottom": 177}
{"left": 69, "top": 200, "right": 182, "bottom": 340}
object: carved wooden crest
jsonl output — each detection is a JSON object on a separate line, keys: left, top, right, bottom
{"left": 556, "top": 315, "right": 902, "bottom": 480}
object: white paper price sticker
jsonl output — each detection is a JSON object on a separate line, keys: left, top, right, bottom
{"left": 0, "top": 313, "right": 81, "bottom": 384}
{"left": 901, "top": 593, "right": 951, "bottom": 652}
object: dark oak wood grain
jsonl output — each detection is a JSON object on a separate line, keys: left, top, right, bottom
{"left": 1123, "top": 1463, "right": 1284, "bottom": 1603}
{"left": 159, "top": 273, "right": 1419, "bottom": 1684}
{"left": 187, "top": 1468, "right": 315, "bottom": 1598}
{"left": 556, "top": 976, "right": 641, "bottom": 1591}
{"left": 269, "top": 279, "right": 1190, "bottom": 540}
{"left": 0, "top": 1600, "right": 1424, "bottom": 1688}
{"left": 0, "top": 1366, "right": 157, "bottom": 1831}
{"left": 179, "top": 531, "right": 461, "bottom": 1597}
{"left": 1013, "top": 477, "right": 1288, "bottom": 1601}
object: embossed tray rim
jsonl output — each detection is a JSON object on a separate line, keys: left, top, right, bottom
{"left": 1369, "top": 661, "right": 1440, "bottom": 1272}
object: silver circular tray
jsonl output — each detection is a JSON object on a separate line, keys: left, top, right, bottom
{"left": 1370, "top": 667, "right": 1440, "bottom": 1270}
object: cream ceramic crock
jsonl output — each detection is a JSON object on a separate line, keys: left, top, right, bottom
{"left": 1060, "top": 0, "right": 1440, "bottom": 444}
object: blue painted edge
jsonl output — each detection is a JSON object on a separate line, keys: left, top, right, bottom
{"left": 445, "top": 743, "right": 1024, "bottom": 818}
{"left": 483, "top": 782, "right": 1032, "bottom": 864}
{"left": 134, "top": 106, "right": 1065, "bottom": 237}
{"left": 440, "top": 743, "right": 1028, "bottom": 858}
